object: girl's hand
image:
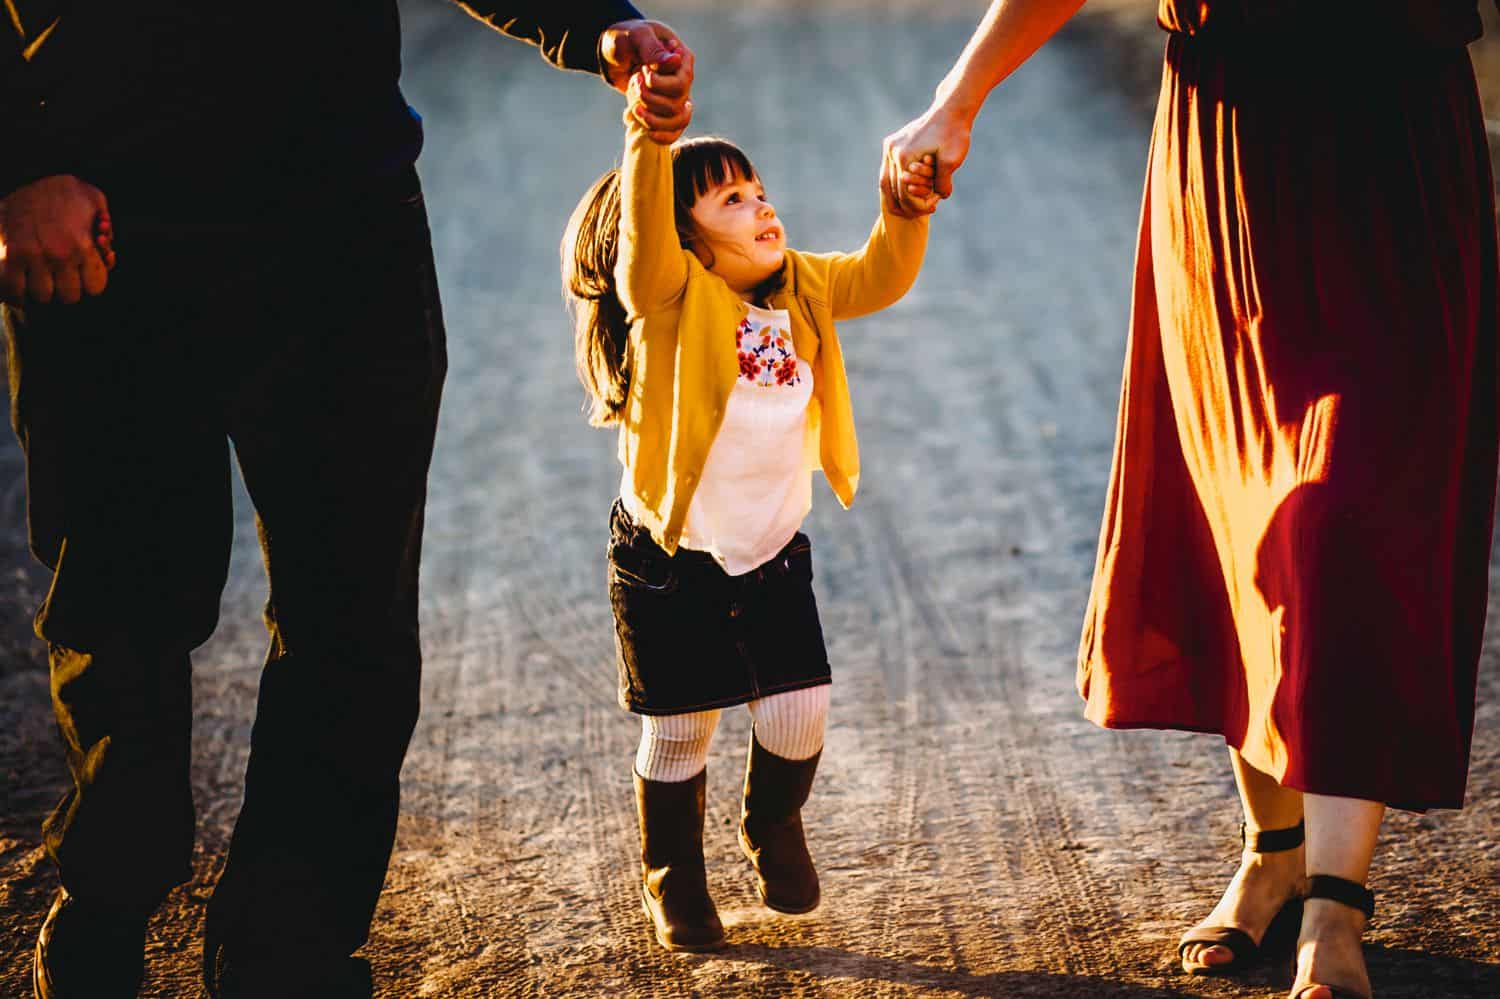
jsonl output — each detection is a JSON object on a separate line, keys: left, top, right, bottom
{"left": 602, "top": 20, "right": 696, "bottom": 144}
{"left": 625, "top": 58, "right": 692, "bottom": 146}
{"left": 890, "top": 154, "right": 940, "bottom": 217}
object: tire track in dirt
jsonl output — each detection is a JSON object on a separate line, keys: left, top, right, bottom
{"left": 829, "top": 501, "right": 953, "bottom": 998}
{"left": 566, "top": 703, "right": 662, "bottom": 998}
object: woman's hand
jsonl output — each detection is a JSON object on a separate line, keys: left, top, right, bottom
{"left": 882, "top": 104, "right": 973, "bottom": 218}
{"left": 601, "top": 20, "right": 695, "bottom": 144}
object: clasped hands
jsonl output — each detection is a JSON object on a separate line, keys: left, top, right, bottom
{"left": 881, "top": 103, "right": 972, "bottom": 220}
{"left": 604, "top": 19, "right": 695, "bottom": 145}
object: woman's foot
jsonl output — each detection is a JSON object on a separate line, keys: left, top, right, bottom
{"left": 1181, "top": 843, "right": 1306, "bottom": 973}
{"left": 1288, "top": 897, "right": 1372, "bottom": 999}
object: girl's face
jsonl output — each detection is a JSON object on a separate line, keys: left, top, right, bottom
{"left": 687, "top": 171, "right": 785, "bottom": 299}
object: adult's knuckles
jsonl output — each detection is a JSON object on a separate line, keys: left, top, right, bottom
{"left": 40, "top": 238, "right": 84, "bottom": 265}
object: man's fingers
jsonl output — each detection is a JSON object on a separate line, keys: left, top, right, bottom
{"left": 626, "top": 23, "right": 669, "bottom": 69}
{"left": 0, "top": 174, "right": 113, "bottom": 305}
{"left": 24, "top": 260, "right": 54, "bottom": 305}
{"left": 85, "top": 183, "right": 109, "bottom": 216}
{"left": 79, "top": 251, "right": 109, "bottom": 297}
{"left": 51, "top": 262, "right": 84, "bottom": 305}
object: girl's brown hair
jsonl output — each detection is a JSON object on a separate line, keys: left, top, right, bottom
{"left": 562, "top": 137, "right": 776, "bottom": 427}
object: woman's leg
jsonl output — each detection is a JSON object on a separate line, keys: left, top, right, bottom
{"left": 1183, "top": 748, "right": 1307, "bottom": 970}
{"left": 1290, "top": 795, "right": 1382, "bottom": 999}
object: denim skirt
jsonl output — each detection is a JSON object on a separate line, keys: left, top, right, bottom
{"left": 607, "top": 499, "right": 832, "bottom": 715}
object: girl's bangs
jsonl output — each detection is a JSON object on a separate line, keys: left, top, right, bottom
{"left": 673, "top": 139, "right": 757, "bottom": 199}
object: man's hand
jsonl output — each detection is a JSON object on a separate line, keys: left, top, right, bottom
{"left": 882, "top": 106, "right": 973, "bottom": 218}
{"left": 600, "top": 20, "right": 695, "bottom": 144}
{"left": 0, "top": 175, "right": 114, "bottom": 306}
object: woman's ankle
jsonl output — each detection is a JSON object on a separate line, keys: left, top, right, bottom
{"left": 1299, "top": 896, "right": 1368, "bottom": 935}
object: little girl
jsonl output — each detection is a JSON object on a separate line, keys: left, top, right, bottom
{"left": 561, "top": 68, "right": 928, "bottom": 953}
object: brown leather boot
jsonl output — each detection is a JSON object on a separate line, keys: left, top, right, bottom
{"left": 635, "top": 769, "right": 726, "bottom": 953}
{"left": 738, "top": 738, "right": 821, "bottom": 914}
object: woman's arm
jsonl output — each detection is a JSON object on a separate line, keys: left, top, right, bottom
{"left": 615, "top": 102, "right": 690, "bottom": 319}
{"left": 883, "top": 0, "right": 1086, "bottom": 215}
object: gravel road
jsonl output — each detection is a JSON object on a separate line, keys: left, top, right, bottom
{"left": 1, "top": 3, "right": 1497, "bottom": 996}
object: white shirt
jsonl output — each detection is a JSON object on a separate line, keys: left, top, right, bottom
{"left": 626, "top": 303, "right": 814, "bottom": 575}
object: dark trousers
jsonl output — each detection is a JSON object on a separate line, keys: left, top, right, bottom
{"left": 3, "top": 170, "right": 447, "bottom": 979}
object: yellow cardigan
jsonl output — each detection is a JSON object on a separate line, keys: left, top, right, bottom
{"left": 613, "top": 119, "right": 929, "bottom": 554}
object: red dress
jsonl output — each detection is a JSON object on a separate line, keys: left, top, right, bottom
{"left": 1077, "top": 1, "right": 1500, "bottom": 810}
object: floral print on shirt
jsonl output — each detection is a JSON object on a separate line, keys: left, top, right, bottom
{"left": 734, "top": 315, "right": 801, "bottom": 387}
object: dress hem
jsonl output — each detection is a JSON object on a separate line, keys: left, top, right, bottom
{"left": 1083, "top": 707, "right": 1465, "bottom": 813}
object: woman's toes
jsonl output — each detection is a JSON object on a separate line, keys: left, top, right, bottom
{"left": 1203, "top": 944, "right": 1235, "bottom": 967}
{"left": 1182, "top": 942, "right": 1233, "bottom": 970}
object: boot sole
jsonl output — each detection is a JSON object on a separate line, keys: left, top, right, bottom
{"left": 756, "top": 890, "right": 820, "bottom": 916}
{"left": 738, "top": 828, "right": 820, "bottom": 915}
{"left": 640, "top": 888, "right": 726, "bottom": 953}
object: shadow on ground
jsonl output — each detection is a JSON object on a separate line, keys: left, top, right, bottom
{"left": 723, "top": 943, "right": 1194, "bottom": 997}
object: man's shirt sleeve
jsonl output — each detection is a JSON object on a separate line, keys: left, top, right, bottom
{"left": 451, "top": 2, "right": 645, "bottom": 75}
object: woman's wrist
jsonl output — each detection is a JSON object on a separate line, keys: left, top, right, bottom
{"left": 931, "top": 77, "right": 984, "bottom": 127}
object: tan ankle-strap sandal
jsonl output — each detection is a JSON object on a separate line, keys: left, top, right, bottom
{"left": 1178, "top": 819, "right": 1306, "bottom": 976}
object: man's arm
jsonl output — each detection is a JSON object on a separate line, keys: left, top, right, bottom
{"left": 450, "top": 2, "right": 643, "bottom": 74}
{"left": 0, "top": 11, "right": 112, "bottom": 305}
{"left": 451, "top": 3, "right": 694, "bottom": 144}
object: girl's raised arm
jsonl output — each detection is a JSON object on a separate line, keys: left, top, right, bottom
{"left": 615, "top": 104, "right": 690, "bottom": 318}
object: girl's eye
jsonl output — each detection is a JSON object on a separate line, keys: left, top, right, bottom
{"left": 726, "top": 193, "right": 740, "bottom": 204}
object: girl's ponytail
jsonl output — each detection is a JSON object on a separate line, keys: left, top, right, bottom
{"left": 562, "top": 169, "right": 630, "bottom": 427}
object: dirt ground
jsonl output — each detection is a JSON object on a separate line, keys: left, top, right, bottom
{"left": 2, "top": 2, "right": 1498, "bottom": 997}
